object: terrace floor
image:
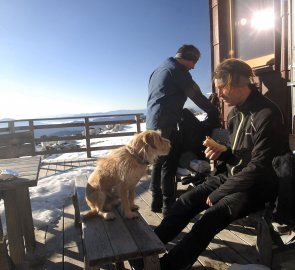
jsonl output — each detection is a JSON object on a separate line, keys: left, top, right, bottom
{"left": 17, "top": 158, "right": 294, "bottom": 270}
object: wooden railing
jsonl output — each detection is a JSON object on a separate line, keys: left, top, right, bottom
{"left": 0, "top": 113, "right": 144, "bottom": 158}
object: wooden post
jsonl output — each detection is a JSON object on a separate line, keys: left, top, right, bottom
{"left": 8, "top": 121, "right": 15, "bottom": 133}
{"left": 135, "top": 114, "right": 141, "bottom": 133}
{"left": 3, "top": 190, "right": 26, "bottom": 265}
{"left": 0, "top": 198, "right": 11, "bottom": 270}
{"left": 84, "top": 118, "right": 91, "bottom": 158}
{"left": 29, "top": 120, "right": 36, "bottom": 156}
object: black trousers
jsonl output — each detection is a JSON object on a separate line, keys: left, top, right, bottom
{"left": 154, "top": 176, "right": 269, "bottom": 270}
{"left": 149, "top": 128, "right": 180, "bottom": 209}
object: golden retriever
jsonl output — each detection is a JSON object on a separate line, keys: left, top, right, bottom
{"left": 84, "top": 130, "right": 171, "bottom": 220}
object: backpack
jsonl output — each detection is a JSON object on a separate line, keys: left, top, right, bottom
{"left": 178, "top": 108, "right": 218, "bottom": 160}
{"left": 178, "top": 109, "right": 206, "bottom": 159}
{"left": 272, "top": 151, "right": 295, "bottom": 225}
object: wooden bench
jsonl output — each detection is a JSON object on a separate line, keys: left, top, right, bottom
{"left": 72, "top": 174, "right": 166, "bottom": 270}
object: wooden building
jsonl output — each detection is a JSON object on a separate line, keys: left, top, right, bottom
{"left": 209, "top": 0, "right": 295, "bottom": 134}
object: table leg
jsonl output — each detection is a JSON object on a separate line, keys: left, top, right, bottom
{"left": 3, "top": 189, "right": 26, "bottom": 264}
{"left": 143, "top": 254, "right": 161, "bottom": 270}
{"left": 16, "top": 188, "right": 36, "bottom": 254}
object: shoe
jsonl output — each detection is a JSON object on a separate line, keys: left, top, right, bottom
{"left": 151, "top": 193, "right": 163, "bottom": 213}
{"left": 129, "top": 258, "right": 144, "bottom": 270}
{"left": 151, "top": 206, "right": 162, "bottom": 213}
{"left": 151, "top": 202, "right": 162, "bottom": 213}
{"left": 162, "top": 197, "right": 175, "bottom": 217}
{"left": 162, "top": 207, "right": 170, "bottom": 218}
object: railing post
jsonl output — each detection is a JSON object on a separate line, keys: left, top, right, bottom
{"left": 8, "top": 121, "right": 15, "bottom": 133}
{"left": 135, "top": 114, "right": 141, "bottom": 133}
{"left": 84, "top": 117, "right": 91, "bottom": 158}
{"left": 29, "top": 120, "right": 36, "bottom": 156}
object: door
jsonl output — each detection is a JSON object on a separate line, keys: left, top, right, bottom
{"left": 290, "top": 0, "right": 295, "bottom": 133}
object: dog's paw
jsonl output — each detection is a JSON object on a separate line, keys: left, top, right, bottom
{"left": 100, "top": 212, "right": 116, "bottom": 220}
{"left": 124, "top": 211, "right": 139, "bottom": 219}
{"left": 130, "top": 204, "right": 139, "bottom": 211}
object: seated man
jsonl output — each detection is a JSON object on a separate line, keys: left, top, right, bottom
{"left": 150, "top": 58, "right": 290, "bottom": 270}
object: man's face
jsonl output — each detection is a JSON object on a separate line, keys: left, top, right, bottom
{"left": 182, "top": 59, "right": 197, "bottom": 70}
{"left": 214, "top": 79, "right": 244, "bottom": 107}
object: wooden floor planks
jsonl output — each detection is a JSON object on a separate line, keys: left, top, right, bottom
{"left": 25, "top": 158, "right": 265, "bottom": 270}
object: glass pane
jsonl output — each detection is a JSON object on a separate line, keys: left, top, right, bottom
{"left": 234, "top": 0, "right": 275, "bottom": 67}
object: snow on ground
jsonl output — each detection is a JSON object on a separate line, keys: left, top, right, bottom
{"left": 0, "top": 123, "right": 146, "bottom": 232}
{"left": 0, "top": 113, "right": 207, "bottom": 232}
{"left": 42, "top": 122, "right": 146, "bottom": 161}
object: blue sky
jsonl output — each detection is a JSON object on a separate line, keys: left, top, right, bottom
{"left": 0, "top": 0, "right": 212, "bottom": 119}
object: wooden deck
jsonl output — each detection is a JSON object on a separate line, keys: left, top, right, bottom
{"left": 25, "top": 157, "right": 268, "bottom": 270}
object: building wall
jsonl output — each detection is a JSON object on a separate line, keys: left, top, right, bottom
{"left": 291, "top": 0, "right": 295, "bottom": 132}
{"left": 209, "top": 0, "right": 293, "bottom": 132}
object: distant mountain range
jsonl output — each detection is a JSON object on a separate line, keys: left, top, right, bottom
{"left": 0, "top": 108, "right": 204, "bottom": 138}
{"left": 70, "top": 109, "right": 147, "bottom": 118}
{"left": 1, "top": 108, "right": 206, "bottom": 122}
{"left": 0, "top": 109, "right": 147, "bottom": 122}
{"left": 0, "top": 109, "right": 148, "bottom": 138}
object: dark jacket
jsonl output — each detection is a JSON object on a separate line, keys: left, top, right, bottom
{"left": 209, "top": 88, "right": 290, "bottom": 204}
{"left": 146, "top": 57, "right": 219, "bottom": 130}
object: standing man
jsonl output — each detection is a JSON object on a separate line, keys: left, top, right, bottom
{"left": 151, "top": 58, "right": 290, "bottom": 270}
{"left": 146, "top": 44, "right": 220, "bottom": 216}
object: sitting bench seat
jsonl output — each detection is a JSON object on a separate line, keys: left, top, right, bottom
{"left": 72, "top": 174, "right": 166, "bottom": 270}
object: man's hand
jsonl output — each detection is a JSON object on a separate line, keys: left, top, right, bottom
{"left": 204, "top": 146, "right": 222, "bottom": 160}
{"left": 206, "top": 196, "right": 213, "bottom": 207}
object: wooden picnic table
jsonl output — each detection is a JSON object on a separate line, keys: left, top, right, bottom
{"left": 0, "top": 156, "right": 41, "bottom": 267}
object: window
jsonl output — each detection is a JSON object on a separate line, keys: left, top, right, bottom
{"left": 234, "top": 0, "right": 275, "bottom": 68}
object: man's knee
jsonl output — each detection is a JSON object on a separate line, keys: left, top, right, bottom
{"left": 214, "top": 192, "right": 249, "bottom": 221}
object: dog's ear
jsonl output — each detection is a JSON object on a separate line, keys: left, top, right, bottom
{"left": 143, "top": 131, "right": 158, "bottom": 149}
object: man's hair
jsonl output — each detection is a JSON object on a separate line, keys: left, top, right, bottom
{"left": 175, "top": 44, "right": 200, "bottom": 62}
{"left": 213, "top": 58, "right": 255, "bottom": 88}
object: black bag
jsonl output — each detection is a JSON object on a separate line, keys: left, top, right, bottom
{"left": 272, "top": 151, "right": 295, "bottom": 225}
{"left": 178, "top": 108, "right": 216, "bottom": 160}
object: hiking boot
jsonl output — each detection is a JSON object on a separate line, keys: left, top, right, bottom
{"left": 151, "top": 193, "right": 163, "bottom": 213}
{"left": 162, "top": 207, "right": 170, "bottom": 218}
{"left": 162, "top": 196, "right": 175, "bottom": 217}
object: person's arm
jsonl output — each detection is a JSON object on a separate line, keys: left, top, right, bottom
{"left": 184, "top": 82, "right": 216, "bottom": 113}
{"left": 184, "top": 82, "right": 220, "bottom": 127}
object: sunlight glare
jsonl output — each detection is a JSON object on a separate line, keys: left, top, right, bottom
{"left": 251, "top": 8, "right": 274, "bottom": 31}
{"left": 240, "top": 18, "right": 247, "bottom": 26}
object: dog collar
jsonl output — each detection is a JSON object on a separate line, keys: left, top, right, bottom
{"left": 126, "top": 146, "right": 149, "bottom": 165}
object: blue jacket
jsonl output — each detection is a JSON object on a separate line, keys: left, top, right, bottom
{"left": 146, "top": 57, "right": 218, "bottom": 130}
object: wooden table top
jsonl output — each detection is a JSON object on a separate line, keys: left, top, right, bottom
{"left": 0, "top": 156, "right": 41, "bottom": 190}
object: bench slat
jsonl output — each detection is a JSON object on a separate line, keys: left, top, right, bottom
{"left": 75, "top": 174, "right": 89, "bottom": 214}
{"left": 124, "top": 215, "right": 165, "bottom": 255}
{"left": 99, "top": 211, "right": 140, "bottom": 263}
{"left": 74, "top": 174, "right": 165, "bottom": 268}
{"left": 76, "top": 175, "right": 116, "bottom": 265}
